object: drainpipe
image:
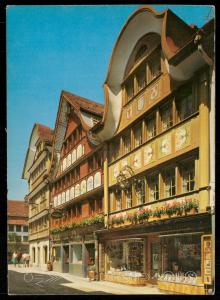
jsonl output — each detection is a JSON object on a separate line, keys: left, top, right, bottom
{"left": 195, "top": 32, "right": 215, "bottom": 293}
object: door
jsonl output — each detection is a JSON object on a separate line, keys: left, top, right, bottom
{"left": 150, "top": 241, "right": 160, "bottom": 283}
{"left": 63, "top": 245, "right": 69, "bottom": 273}
{"left": 44, "top": 246, "right": 48, "bottom": 264}
{"left": 37, "top": 247, "right": 40, "bottom": 267}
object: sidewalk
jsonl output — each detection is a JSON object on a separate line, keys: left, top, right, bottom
{"left": 8, "top": 265, "right": 167, "bottom": 295}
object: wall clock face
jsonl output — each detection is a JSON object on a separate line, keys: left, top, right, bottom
{"left": 160, "top": 137, "right": 171, "bottom": 155}
{"left": 133, "top": 152, "right": 141, "bottom": 168}
{"left": 150, "top": 83, "right": 159, "bottom": 100}
{"left": 144, "top": 145, "right": 153, "bottom": 164}
{"left": 137, "top": 96, "right": 144, "bottom": 111}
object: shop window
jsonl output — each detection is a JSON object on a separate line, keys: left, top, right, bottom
{"left": 176, "top": 85, "right": 194, "bottom": 121}
{"left": 133, "top": 124, "right": 142, "bottom": 148}
{"left": 122, "top": 131, "right": 131, "bottom": 155}
{"left": 160, "top": 103, "right": 173, "bottom": 132}
{"left": 115, "top": 190, "right": 122, "bottom": 211}
{"left": 162, "top": 235, "right": 201, "bottom": 276}
{"left": 148, "top": 48, "right": 161, "bottom": 82}
{"left": 125, "top": 78, "right": 134, "bottom": 102}
{"left": 146, "top": 114, "right": 156, "bottom": 140}
{"left": 181, "top": 161, "right": 195, "bottom": 193}
{"left": 136, "top": 66, "right": 146, "bottom": 92}
{"left": 163, "top": 168, "right": 176, "bottom": 198}
{"left": 148, "top": 174, "right": 159, "bottom": 201}
{"left": 71, "top": 244, "right": 82, "bottom": 263}
{"left": 16, "top": 225, "right": 21, "bottom": 232}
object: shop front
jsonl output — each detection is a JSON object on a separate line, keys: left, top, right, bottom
{"left": 96, "top": 213, "right": 212, "bottom": 294}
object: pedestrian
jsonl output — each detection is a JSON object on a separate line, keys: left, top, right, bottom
{"left": 12, "top": 251, "right": 18, "bottom": 267}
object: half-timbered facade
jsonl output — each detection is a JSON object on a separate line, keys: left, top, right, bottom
{"left": 49, "top": 91, "right": 104, "bottom": 277}
{"left": 22, "top": 124, "right": 53, "bottom": 270}
{"left": 91, "top": 6, "right": 214, "bottom": 294}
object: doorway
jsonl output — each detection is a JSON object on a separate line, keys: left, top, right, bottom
{"left": 37, "top": 247, "right": 40, "bottom": 267}
{"left": 63, "top": 245, "right": 69, "bottom": 273}
{"left": 44, "top": 246, "right": 48, "bottom": 264}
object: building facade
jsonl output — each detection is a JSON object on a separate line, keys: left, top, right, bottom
{"left": 49, "top": 91, "right": 105, "bottom": 277}
{"left": 7, "top": 200, "right": 29, "bottom": 260}
{"left": 22, "top": 124, "right": 53, "bottom": 270}
{"left": 90, "top": 6, "right": 214, "bottom": 295}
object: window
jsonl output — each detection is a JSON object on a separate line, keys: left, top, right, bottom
{"left": 75, "top": 165, "right": 80, "bottom": 181}
{"left": 163, "top": 168, "right": 176, "bottom": 198}
{"left": 112, "top": 139, "right": 120, "bottom": 160}
{"left": 122, "top": 131, "right": 131, "bottom": 155}
{"left": 125, "top": 78, "right": 134, "bottom": 102}
{"left": 16, "top": 225, "right": 21, "bottom": 232}
{"left": 146, "top": 114, "right": 156, "bottom": 140}
{"left": 135, "top": 44, "right": 148, "bottom": 62}
{"left": 76, "top": 204, "right": 82, "bottom": 217}
{"left": 115, "top": 190, "right": 122, "bottom": 211}
{"left": 148, "top": 174, "right": 159, "bottom": 201}
{"left": 133, "top": 124, "right": 142, "bottom": 148}
{"left": 135, "top": 177, "right": 146, "bottom": 204}
{"left": 95, "top": 152, "right": 102, "bottom": 169}
{"left": 136, "top": 66, "right": 146, "bottom": 92}
{"left": 88, "top": 156, "right": 94, "bottom": 173}
{"left": 32, "top": 247, "right": 36, "bottom": 263}
{"left": 23, "top": 226, "right": 28, "bottom": 232}
{"left": 89, "top": 201, "right": 95, "bottom": 215}
{"left": 109, "top": 190, "right": 114, "bottom": 212}
{"left": 16, "top": 236, "right": 22, "bottom": 242}
{"left": 182, "top": 161, "right": 195, "bottom": 193}
{"left": 125, "top": 186, "right": 132, "bottom": 209}
{"left": 177, "top": 85, "right": 193, "bottom": 121}
{"left": 8, "top": 224, "right": 14, "bottom": 232}
{"left": 160, "top": 103, "right": 173, "bottom": 131}
{"left": 96, "top": 198, "right": 102, "bottom": 212}
{"left": 148, "top": 48, "right": 161, "bottom": 82}
{"left": 23, "top": 236, "right": 28, "bottom": 242}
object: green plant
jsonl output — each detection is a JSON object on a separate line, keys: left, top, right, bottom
{"left": 137, "top": 208, "right": 152, "bottom": 222}
{"left": 153, "top": 207, "right": 164, "bottom": 218}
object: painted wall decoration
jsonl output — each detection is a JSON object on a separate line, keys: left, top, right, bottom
{"left": 62, "top": 192, "right": 66, "bottom": 204}
{"left": 126, "top": 106, "right": 132, "bottom": 119}
{"left": 159, "top": 133, "right": 171, "bottom": 157}
{"left": 94, "top": 171, "right": 101, "bottom": 188}
{"left": 144, "top": 144, "right": 154, "bottom": 165}
{"left": 121, "top": 158, "right": 129, "bottom": 169}
{"left": 80, "top": 180, "right": 87, "bottom": 195}
{"left": 75, "top": 184, "right": 80, "bottom": 198}
{"left": 150, "top": 83, "right": 159, "bottom": 101}
{"left": 70, "top": 186, "right": 75, "bottom": 200}
{"left": 71, "top": 149, "right": 76, "bottom": 164}
{"left": 137, "top": 96, "right": 144, "bottom": 111}
{"left": 113, "top": 165, "right": 120, "bottom": 179}
{"left": 77, "top": 144, "right": 83, "bottom": 159}
{"left": 132, "top": 151, "right": 142, "bottom": 169}
{"left": 175, "top": 124, "right": 190, "bottom": 151}
{"left": 66, "top": 189, "right": 70, "bottom": 202}
{"left": 87, "top": 176, "right": 94, "bottom": 191}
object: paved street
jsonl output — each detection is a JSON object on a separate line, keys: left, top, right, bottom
{"left": 8, "top": 265, "right": 166, "bottom": 295}
{"left": 8, "top": 270, "right": 111, "bottom": 295}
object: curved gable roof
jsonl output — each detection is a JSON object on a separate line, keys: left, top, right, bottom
{"left": 22, "top": 123, "right": 54, "bottom": 180}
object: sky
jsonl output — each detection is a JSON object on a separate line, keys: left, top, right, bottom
{"left": 7, "top": 4, "right": 214, "bottom": 200}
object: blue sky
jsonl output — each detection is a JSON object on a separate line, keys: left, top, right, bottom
{"left": 7, "top": 5, "right": 214, "bottom": 200}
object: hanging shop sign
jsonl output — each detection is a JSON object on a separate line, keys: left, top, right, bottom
{"left": 202, "top": 235, "right": 212, "bottom": 285}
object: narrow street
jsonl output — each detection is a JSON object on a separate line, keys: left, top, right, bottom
{"left": 8, "top": 270, "right": 111, "bottom": 295}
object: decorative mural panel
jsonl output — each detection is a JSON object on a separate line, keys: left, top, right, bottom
{"left": 175, "top": 123, "right": 191, "bottom": 151}
{"left": 80, "top": 180, "right": 87, "bottom": 195}
{"left": 150, "top": 82, "right": 159, "bottom": 101}
{"left": 137, "top": 96, "right": 144, "bottom": 111}
{"left": 132, "top": 151, "right": 142, "bottom": 169}
{"left": 75, "top": 184, "right": 80, "bottom": 197}
{"left": 77, "top": 144, "right": 83, "bottom": 159}
{"left": 87, "top": 176, "right": 94, "bottom": 191}
{"left": 94, "top": 171, "right": 101, "bottom": 188}
{"left": 126, "top": 105, "right": 132, "bottom": 120}
{"left": 71, "top": 149, "right": 76, "bottom": 164}
{"left": 113, "top": 164, "right": 120, "bottom": 181}
{"left": 158, "top": 133, "right": 172, "bottom": 158}
{"left": 70, "top": 186, "right": 75, "bottom": 200}
{"left": 143, "top": 143, "right": 154, "bottom": 165}
{"left": 66, "top": 189, "right": 70, "bottom": 202}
